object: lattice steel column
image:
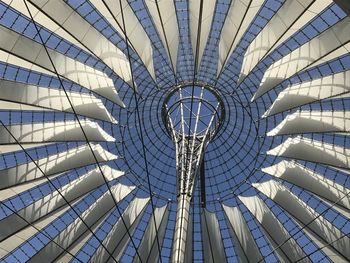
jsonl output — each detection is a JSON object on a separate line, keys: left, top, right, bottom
{"left": 162, "top": 82, "right": 224, "bottom": 262}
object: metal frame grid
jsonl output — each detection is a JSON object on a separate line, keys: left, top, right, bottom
{"left": 0, "top": 0, "right": 349, "bottom": 262}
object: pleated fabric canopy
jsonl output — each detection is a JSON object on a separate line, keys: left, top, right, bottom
{"left": 0, "top": 0, "right": 349, "bottom": 262}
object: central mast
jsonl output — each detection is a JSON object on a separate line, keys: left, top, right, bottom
{"left": 162, "top": 82, "right": 224, "bottom": 262}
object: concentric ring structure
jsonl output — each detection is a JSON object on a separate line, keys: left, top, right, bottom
{"left": 0, "top": 0, "right": 349, "bottom": 262}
